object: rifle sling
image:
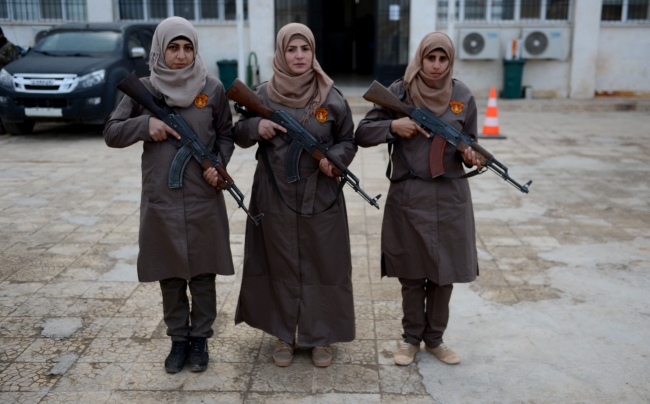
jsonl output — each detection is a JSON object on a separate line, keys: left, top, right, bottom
{"left": 387, "top": 139, "right": 482, "bottom": 183}
{"left": 258, "top": 142, "right": 345, "bottom": 217}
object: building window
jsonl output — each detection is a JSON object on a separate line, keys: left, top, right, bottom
{"left": 602, "top": 0, "right": 650, "bottom": 22}
{"left": 118, "top": 0, "right": 248, "bottom": 21}
{"left": 274, "top": 0, "right": 308, "bottom": 33}
{"left": 0, "top": 0, "right": 87, "bottom": 21}
{"left": 437, "top": 0, "right": 570, "bottom": 23}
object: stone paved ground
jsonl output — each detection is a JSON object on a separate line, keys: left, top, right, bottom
{"left": 0, "top": 108, "right": 649, "bottom": 403}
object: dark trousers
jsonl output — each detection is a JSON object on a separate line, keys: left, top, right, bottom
{"left": 399, "top": 278, "right": 453, "bottom": 348}
{"left": 159, "top": 273, "right": 217, "bottom": 342}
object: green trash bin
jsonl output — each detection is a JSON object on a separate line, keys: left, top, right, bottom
{"left": 502, "top": 59, "right": 526, "bottom": 99}
{"left": 216, "top": 59, "right": 238, "bottom": 90}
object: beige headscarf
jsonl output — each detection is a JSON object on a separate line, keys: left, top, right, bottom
{"left": 267, "top": 23, "right": 333, "bottom": 123}
{"left": 149, "top": 17, "right": 208, "bottom": 108}
{"left": 404, "top": 32, "right": 455, "bottom": 116}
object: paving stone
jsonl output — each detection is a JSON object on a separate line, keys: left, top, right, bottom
{"left": 64, "top": 298, "right": 124, "bottom": 317}
{"left": 78, "top": 337, "right": 148, "bottom": 363}
{"left": 106, "top": 391, "right": 243, "bottom": 403}
{"left": 249, "top": 363, "right": 314, "bottom": 393}
{"left": 0, "top": 362, "right": 60, "bottom": 392}
{"left": 81, "top": 282, "right": 139, "bottom": 300}
{"left": 0, "top": 317, "right": 46, "bottom": 338}
{"left": 97, "top": 317, "right": 160, "bottom": 339}
{"left": 39, "top": 391, "right": 112, "bottom": 404}
{"left": 378, "top": 364, "right": 428, "bottom": 395}
{"left": 15, "top": 337, "right": 89, "bottom": 363}
{"left": 183, "top": 362, "right": 253, "bottom": 391}
{"left": 12, "top": 297, "right": 76, "bottom": 317}
{"left": 54, "top": 362, "right": 133, "bottom": 392}
{"left": 355, "top": 320, "right": 376, "bottom": 340}
{"left": 0, "top": 338, "right": 35, "bottom": 362}
{"left": 0, "top": 391, "right": 49, "bottom": 403}
{"left": 313, "top": 364, "right": 380, "bottom": 393}
{"left": 246, "top": 393, "right": 381, "bottom": 403}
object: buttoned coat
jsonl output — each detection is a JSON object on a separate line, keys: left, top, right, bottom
{"left": 233, "top": 83, "right": 356, "bottom": 347}
{"left": 355, "top": 79, "right": 478, "bottom": 285}
{"left": 104, "top": 76, "right": 235, "bottom": 282}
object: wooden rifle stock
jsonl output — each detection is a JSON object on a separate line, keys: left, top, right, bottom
{"left": 225, "top": 79, "right": 275, "bottom": 119}
{"left": 363, "top": 81, "right": 415, "bottom": 116}
{"left": 117, "top": 73, "right": 168, "bottom": 120}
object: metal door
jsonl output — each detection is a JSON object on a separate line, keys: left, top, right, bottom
{"left": 375, "top": 0, "right": 410, "bottom": 86}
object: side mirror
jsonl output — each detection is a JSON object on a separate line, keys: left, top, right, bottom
{"left": 129, "top": 47, "right": 146, "bottom": 59}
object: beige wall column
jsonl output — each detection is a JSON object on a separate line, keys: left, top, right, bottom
{"left": 569, "top": 0, "right": 602, "bottom": 99}
{"left": 248, "top": 0, "right": 275, "bottom": 83}
{"left": 408, "top": 0, "right": 437, "bottom": 61}
{"left": 87, "top": 0, "right": 114, "bottom": 22}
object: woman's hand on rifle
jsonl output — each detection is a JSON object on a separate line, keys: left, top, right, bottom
{"left": 258, "top": 119, "right": 287, "bottom": 140}
{"left": 462, "top": 147, "right": 483, "bottom": 169}
{"left": 149, "top": 117, "right": 181, "bottom": 142}
{"left": 319, "top": 158, "right": 335, "bottom": 177}
{"left": 203, "top": 167, "right": 228, "bottom": 189}
{"left": 390, "top": 117, "right": 429, "bottom": 139}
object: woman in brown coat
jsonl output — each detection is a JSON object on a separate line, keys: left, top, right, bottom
{"left": 104, "top": 17, "right": 235, "bottom": 373}
{"left": 231, "top": 23, "right": 356, "bottom": 367}
{"left": 355, "top": 32, "right": 482, "bottom": 366}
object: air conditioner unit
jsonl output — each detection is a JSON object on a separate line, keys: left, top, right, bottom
{"left": 521, "top": 28, "right": 564, "bottom": 60}
{"left": 458, "top": 29, "right": 500, "bottom": 60}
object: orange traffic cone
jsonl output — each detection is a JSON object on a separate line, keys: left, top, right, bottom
{"left": 479, "top": 87, "right": 506, "bottom": 139}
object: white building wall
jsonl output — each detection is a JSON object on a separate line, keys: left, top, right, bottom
{"left": 2, "top": 25, "right": 54, "bottom": 48}
{"left": 195, "top": 24, "right": 250, "bottom": 80}
{"left": 248, "top": 0, "right": 275, "bottom": 83}
{"left": 409, "top": 0, "right": 437, "bottom": 61}
{"left": 596, "top": 26, "right": 650, "bottom": 95}
{"left": 87, "top": 0, "right": 114, "bottom": 23}
{"left": 568, "top": 0, "right": 601, "bottom": 99}
{"left": 452, "top": 26, "right": 572, "bottom": 98}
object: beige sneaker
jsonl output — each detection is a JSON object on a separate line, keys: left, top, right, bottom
{"left": 272, "top": 339, "right": 294, "bottom": 367}
{"left": 311, "top": 346, "right": 333, "bottom": 367}
{"left": 393, "top": 341, "right": 420, "bottom": 366}
{"left": 425, "top": 342, "right": 460, "bottom": 365}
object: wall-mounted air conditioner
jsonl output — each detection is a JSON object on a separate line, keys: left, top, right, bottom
{"left": 521, "top": 28, "right": 564, "bottom": 60}
{"left": 458, "top": 29, "right": 500, "bottom": 60}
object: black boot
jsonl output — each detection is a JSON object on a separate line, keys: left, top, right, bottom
{"left": 164, "top": 340, "right": 189, "bottom": 373}
{"left": 189, "top": 337, "right": 209, "bottom": 372}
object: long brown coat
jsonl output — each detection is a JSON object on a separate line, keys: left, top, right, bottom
{"left": 104, "top": 76, "right": 235, "bottom": 282}
{"left": 355, "top": 79, "right": 478, "bottom": 285}
{"left": 233, "top": 83, "right": 356, "bottom": 347}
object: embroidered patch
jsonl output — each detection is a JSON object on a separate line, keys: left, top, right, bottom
{"left": 450, "top": 101, "right": 464, "bottom": 114}
{"left": 315, "top": 108, "right": 328, "bottom": 123}
{"left": 194, "top": 94, "right": 208, "bottom": 109}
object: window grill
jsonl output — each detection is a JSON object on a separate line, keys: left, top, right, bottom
{"left": 274, "top": 0, "right": 307, "bottom": 33}
{"left": 437, "top": 0, "right": 570, "bottom": 24}
{"left": 118, "top": 0, "right": 248, "bottom": 21}
{"left": 602, "top": 0, "right": 650, "bottom": 22}
{"left": 0, "top": 0, "right": 86, "bottom": 21}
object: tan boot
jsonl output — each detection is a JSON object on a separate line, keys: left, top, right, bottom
{"left": 393, "top": 341, "right": 420, "bottom": 366}
{"left": 311, "top": 346, "right": 333, "bottom": 367}
{"left": 272, "top": 339, "right": 294, "bottom": 367}
{"left": 425, "top": 342, "right": 460, "bottom": 365}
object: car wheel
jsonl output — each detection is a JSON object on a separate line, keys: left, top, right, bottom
{"left": 4, "top": 120, "right": 35, "bottom": 135}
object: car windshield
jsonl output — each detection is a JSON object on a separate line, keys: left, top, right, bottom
{"left": 35, "top": 31, "right": 121, "bottom": 54}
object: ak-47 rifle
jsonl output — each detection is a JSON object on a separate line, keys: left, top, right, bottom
{"left": 363, "top": 81, "right": 532, "bottom": 194}
{"left": 225, "top": 79, "right": 381, "bottom": 209}
{"left": 116, "top": 73, "right": 263, "bottom": 225}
